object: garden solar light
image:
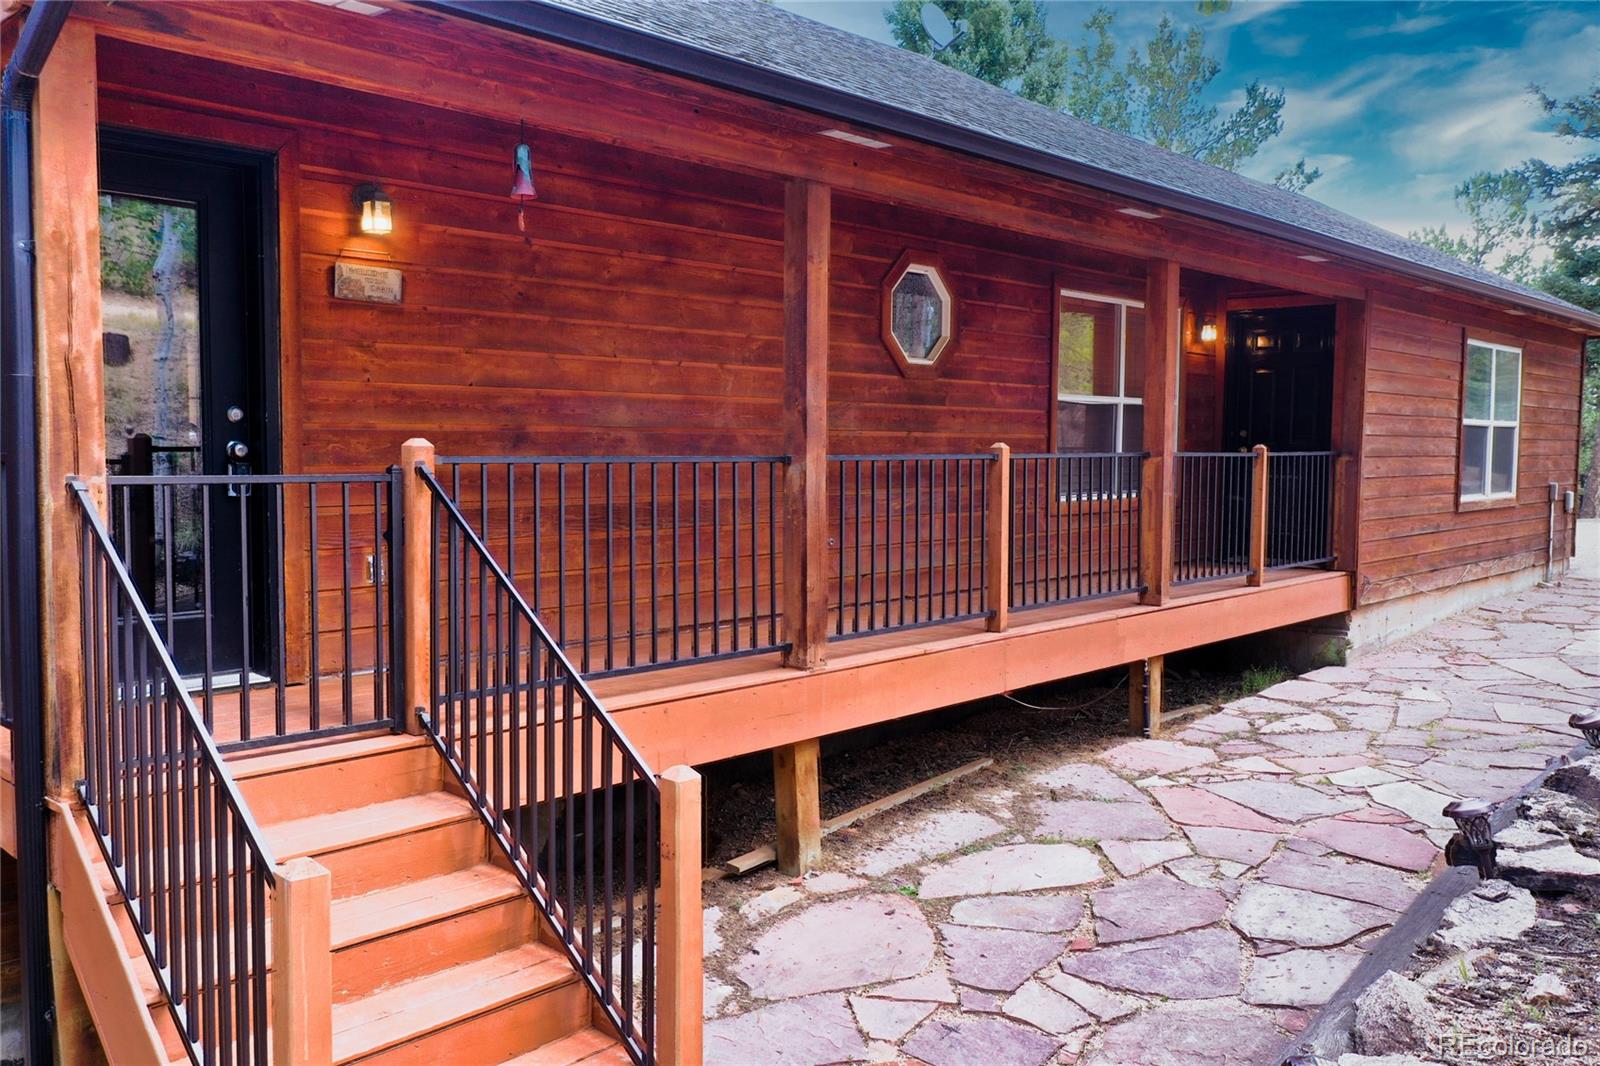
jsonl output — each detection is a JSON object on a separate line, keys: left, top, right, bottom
{"left": 1444, "top": 797, "right": 1497, "bottom": 879}
{"left": 1570, "top": 710, "right": 1600, "bottom": 749}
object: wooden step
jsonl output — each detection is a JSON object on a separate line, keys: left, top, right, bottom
{"left": 262, "top": 792, "right": 486, "bottom": 897}
{"left": 230, "top": 734, "right": 441, "bottom": 822}
{"left": 332, "top": 943, "right": 587, "bottom": 1064}
{"left": 330, "top": 865, "right": 536, "bottom": 1002}
{"left": 500, "top": 1028, "right": 631, "bottom": 1065}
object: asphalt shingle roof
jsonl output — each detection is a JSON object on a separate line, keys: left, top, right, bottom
{"left": 465, "top": 0, "right": 1597, "bottom": 328}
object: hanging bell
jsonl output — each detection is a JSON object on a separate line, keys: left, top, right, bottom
{"left": 511, "top": 141, "right": 538, "bottom": 233}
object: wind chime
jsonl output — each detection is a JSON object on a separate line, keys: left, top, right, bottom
{"left": 510, "top": 119, "right": 538, "bottom": 234}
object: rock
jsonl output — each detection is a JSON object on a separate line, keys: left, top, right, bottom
{"left": 1544, "top": 757, "right": 1600, "bottom": 809}
{"left": 735, "top": 894, "right": 935, "bottom": 998}
{"left": 1496, "top": 837, "right": 1600, "bottom": 891}
{"left": 1436, "top": 881, "right": 1536, "bottom": 949}
{"left": 1243, "top": 947, "right": 1363, "bottom": 1007}
{"left": 1525, "top": 972, "right": 1572, "bottom": 1004}
{"left": 849, "top": 996, "right": 937, "bottom": 1041}
{"left": 1032, "top": 762, "right": 1146, "bottom": 801}
{"left": 1260, "top": 712, "right": 1339, "bottom": 733}
{"left": 1150, "top": 786, "right": 1282, "bottom": 832}
{"left": 1265, "top": 730, "right": 1375, "bottom": 758}
{"left": 1091, "top": 871, "right": 1229, "bottom": 944}
{"left": 851, "top": 810, "right": 1005, "bottom": 876}
{"left": 1184, "top": 826, "right": 1281, "bottom": 866}
{"left": 917, "top": 843, "right": 1103, "bottom": 898}
{"left": 705, "top": 994, "right": 868, "bottom": 1066}
{"left": 1001, "top": 980, "right": 1093, "bottom": 1034}
{"left": 1032, "top": 797, "right": 1174, "bottom": 841}
{"left": 1261, "top": 678, "right": 1344, "bottom": 703}
{"left": 903, "top": 1013, "right": 1062, "bottom": 1066}
{"left": 1231, "top": 883, "right": 1393, "bottom": 947}
{"left": 802, "top": 871, "right": 865, "bottom": 894}
{"left": 1300, "top": 818, "right": 1438, "bottom": 872}
{"left": 1366, "top": 782, "right": 1457, "bottom": 830}
{"left": 869, "top": 969, "right": 957, "bottom": 1003}
{"left": 1255, "top": 851, "right": 1418, "bottom": 911}
{"left": 744, "top": 884, "right": 804, "bottom": 921}
{"left": 1058, "top": 927, "right": 1243, "bottom": 999}
{"left": 1336, "top": 1055, "right": 1445, "bottom": 1066}
{"left": 704, "top": 906, "right": 724, "bottom": 955}
{"left": 1041, "top": 971, "right": 1138, "bottom": 1021}
{"left": 1099, "top": 838, "right": 1191, "bottom": 876}
{"left": 1328, "top": 767, "right": 1400, "bottom": 788}
{"left": 1351, "top": 971, "right": 1437, "bottom": 1057}
{"left": 1519, "top": 789, "right": 1600, "bottom": 846}
{"left": 939, "top": 924, "right": 1068, "bottom": 992}
{"left": 1102, "top": 738, "right": 1218, "bottom": 775}
{"left": 948, "top": 893, "right": 1084, "bottom": 932}
{"left": 958, "top": 987, "right": 1002, "bottom": 1012}
{"left": 1200, "top": 779, "right": 1365, "bottom": 823}
{"left": 1095, "top": 1000, "right": 1287, "bottom": 1065}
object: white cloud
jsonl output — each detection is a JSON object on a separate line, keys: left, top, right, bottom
{"left": 1348, "top": 13, "right": 1449, "bottom": 40}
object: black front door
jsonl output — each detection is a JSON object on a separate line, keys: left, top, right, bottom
{"left": 98, "top": 130, "right": 276, "bottom": 678}
{"left": 1223, "top": 305, "right": 1336, "bottom": 452}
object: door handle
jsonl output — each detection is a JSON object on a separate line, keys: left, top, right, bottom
{"left": 225, "top": 440, "right": 250, "bottom": 461}
{"left": 226, "top": 440, "right": 252, "bottom": 496}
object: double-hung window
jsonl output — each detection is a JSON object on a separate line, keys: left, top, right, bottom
{"left": 1460, "top": 339, "right": 1521, "bottom": 501}
{"left": 1056, "top": 290, "right": 1144, "bottom": 496}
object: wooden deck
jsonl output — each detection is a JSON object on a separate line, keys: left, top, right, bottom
{"left": 188, "top": 567, "right": 1346, "bottom": 770}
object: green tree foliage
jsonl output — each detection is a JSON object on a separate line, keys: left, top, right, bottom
{"left": 1409, "top": 170, "right": 1540, "bottom": 281}
{"left": 886, "top": 2, "right": 1316, "bottom": 188}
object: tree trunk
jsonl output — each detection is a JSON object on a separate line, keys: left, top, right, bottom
{"left": 1582, "top": 423, "right": 1600, "bottom": 518}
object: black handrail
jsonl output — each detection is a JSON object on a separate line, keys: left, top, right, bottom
{"left": 1009, "top": 453, "right": 1145, "bottom": 609}
{"left": 419, "top": 466, "right": 661, "bottom": 1065}
{"left": 828, "top": 453, "right": 993, "bottom": 639}
{"left": 436, "top": 455, "right": 789, "bottom": 679}
{"left": 72, "top": 478, "right": 277, "bottom": 1065}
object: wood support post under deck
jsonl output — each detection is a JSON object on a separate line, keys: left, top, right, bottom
{"left": 659, "top": 765, "right": 704, "bottom": 1066}
{"left": 774, "top": 737, "right": 822, "bottom": 875}
{"left": 1248, "top": 444, "right": 1269, "bottom": 586}
{"left": 782, "top": 180, "right": 830, "bottom": 669}
{"left": 271, "top": 857, "right": 333, "bottom": 1066}
{"left": 1128, "top": 655, "right": 1165, "bottom": 737}
{"left": 1140, "top": 260, "right": 1180, "bottom": 606}
{"left": 400, "top": 438, "right": 435, "bottom": 733}
{"left": 986, "top": 443, "right": 1010, "bottom": 632}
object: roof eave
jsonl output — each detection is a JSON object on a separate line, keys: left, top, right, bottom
{"left": 427, "top": 0, "right": 1600, "bottom": 334}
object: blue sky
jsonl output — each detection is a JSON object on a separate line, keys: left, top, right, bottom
{"left": 775, "top": 1, "right": 1599, "bottom": 239}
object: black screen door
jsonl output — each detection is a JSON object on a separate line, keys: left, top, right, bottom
{"left": 99, "top": 130, "right": 276, "bottom": 679}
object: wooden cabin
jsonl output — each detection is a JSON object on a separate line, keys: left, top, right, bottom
{"left": 2, "top": 1, "right": 1596, "bottom": 1063}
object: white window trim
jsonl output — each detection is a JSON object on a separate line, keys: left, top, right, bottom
{"left": 1056, "top": 289, "right": 1145, "bottom": 499}
{"left": 1460, "top": 338, "right": 1522, "bottom": 502}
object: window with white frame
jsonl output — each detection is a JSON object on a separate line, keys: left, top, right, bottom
{"left": 1056, "top": 291, "right": 1144, "bottom": 453}
{"left": 1460, "top": 339, "right": 1521, "bottom": 500}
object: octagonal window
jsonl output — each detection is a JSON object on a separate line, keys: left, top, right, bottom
{"left": 884, "top": 257, "right": 953, "bottom": 369}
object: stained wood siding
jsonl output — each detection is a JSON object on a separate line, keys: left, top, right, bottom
{"left": 1358, "top": 299, "right": 1583, "bottom": 605}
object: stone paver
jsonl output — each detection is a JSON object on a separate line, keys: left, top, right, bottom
{"left": 704, "top": 572, "right": 1599, "bottom": 1065}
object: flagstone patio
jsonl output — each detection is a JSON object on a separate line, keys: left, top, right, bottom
{"left": 700, "top": 572, "right": 1599, "bottom": 1065}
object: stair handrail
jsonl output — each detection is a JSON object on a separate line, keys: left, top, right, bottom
{"left": 416, "top": 464, "right": 664, "bottom": 1064}
{"left": 70, "top": 477, "right": 278, "bottom": 1065}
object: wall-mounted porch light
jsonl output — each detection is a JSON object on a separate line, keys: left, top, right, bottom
{"left": 1198, "top": 316, "right": 1218, "bottom": 344}
{"left": 354, "top": 183, "right": 393, "bottom": 236}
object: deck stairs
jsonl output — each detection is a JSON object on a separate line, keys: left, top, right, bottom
{"left": 72, "top": 730, "right": 629, "bottom": 1065}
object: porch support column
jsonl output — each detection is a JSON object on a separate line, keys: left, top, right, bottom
{"left": 32, "top": 18, "right": 104, "bottom": 802}
{"left": 1330, "top": 295, "right": 1370, "bottom": 574}
{"left": 773, "top": 737, "right": 822, "bottom": 875}
{"left": 781, "top": 179, "right": 831, "bottom": 669}
{"left": 1140, "top": 260, "right": 1180, "bottom": 606}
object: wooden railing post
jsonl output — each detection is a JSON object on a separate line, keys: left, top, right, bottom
{"left": 781, "top": 180, "right": 830, "bottom": 669}
{"left": 400, "top": 438, "right": 435, "bottom": 734}
{"left": 271, "top": 857, "right": 332, "bottom": 1066}
{"left": 1248, "top": 444, "right": 1269, "bottom": 586}
{"left": 659, "top": 765, "right": 704, "bottom": 1066}
{"left": 1331, "top": 454, "right": 1354, "bottom": 570}
{"left": 986, "top": 443, "right": 1010, "bottom": 632}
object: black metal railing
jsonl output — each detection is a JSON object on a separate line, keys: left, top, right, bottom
{"left": 420, "top": 466, "right": 660, "bottom": 1064}
{"left": 1010, "top": 453, "right": 1145, "bottom": 610}
{"left": 72, "top": 479, "right": 277, "bottom": 1065}
{"left": 1173, "top": 452, "right": 1255, "bottom": 585}
{"left": 104, "top": 471, "right": 402, "bottom": 750}
{"left": 437, "top": 456, "right": 787, "bottom": 679}
{"left": 828, "top": 454, "right": 992, "bottom": 639}
{"left": 1267, "top": 451, "right": 1337, "bottom": 569}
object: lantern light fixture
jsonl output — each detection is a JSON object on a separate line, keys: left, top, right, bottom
{"left": 1443, "top": 797, "right": 1497, "bottom": 880}
{"left": 1198, "top": 316, "right": 1218, "bottom": 344}
{"left": 354, "top": 183, "right": 393, "bottom": 236}
{"left": 1571, "top": 710, "right": 1600, "bottom": 749}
